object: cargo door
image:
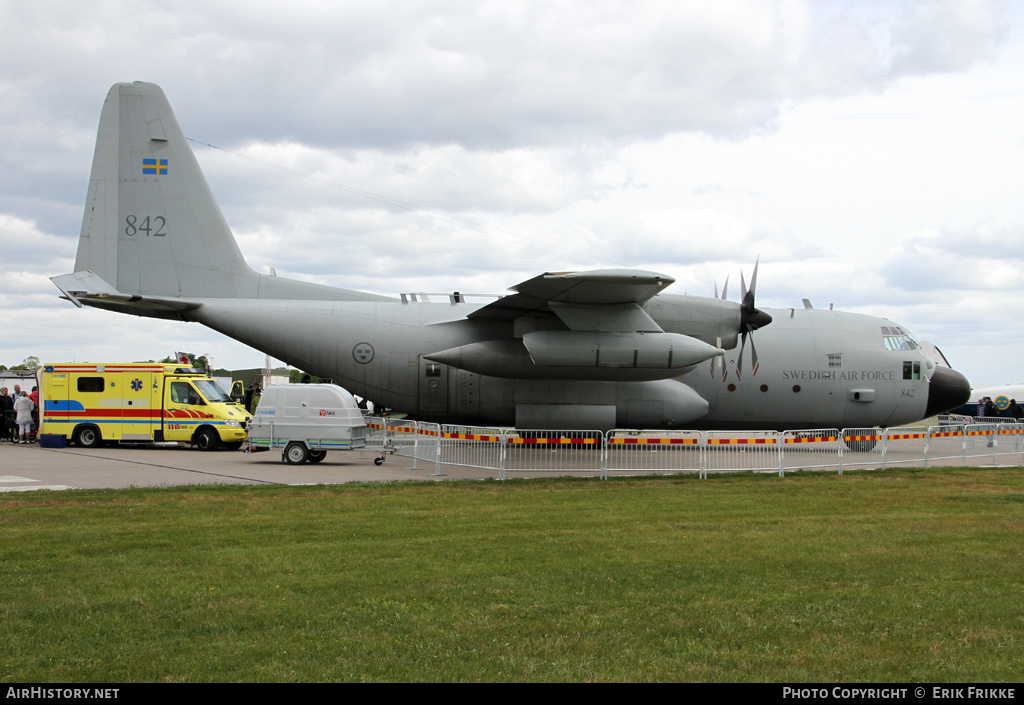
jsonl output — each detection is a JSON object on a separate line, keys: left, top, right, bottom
{"left": 418, "top": 356, "right": 449, "bottom": 415}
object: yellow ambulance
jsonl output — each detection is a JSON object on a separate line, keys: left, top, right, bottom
{"left": 40, "top": 363, "right": 250, "bottom": 450}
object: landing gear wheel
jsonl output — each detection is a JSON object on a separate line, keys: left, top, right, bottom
{"left": 74, "top": 426, "right": 101, "bottom": 449}
{"left": 284, "top": 442, "right": 309, "bottom": 464}
{"left": 308, "top": 450, "right": 327, "bottom": 463}
{"left": 844, "top": 438, "right": 878, "bottom": 452}
{"left": 195, "top": 428, "right": 221, "bottom": 451}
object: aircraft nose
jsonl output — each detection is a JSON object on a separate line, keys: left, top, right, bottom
{"left": 925, "top": 366, "right": 972, "bottom": 417}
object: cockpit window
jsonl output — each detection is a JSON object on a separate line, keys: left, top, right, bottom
{"left": 881, "top": 326, "right": 919, "bottom": 351}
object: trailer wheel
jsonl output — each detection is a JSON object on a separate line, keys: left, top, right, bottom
{"left": 284, "top": 442, "right": 309, "bottom": 464}
{"left": 195, "top": 428, "right": 221, "bottom": 451}
{"left": 73, "top": 425, "right": 101, "bottom": 449}
{"left": 308, "top": 450, "right": 327, "bottom": 463}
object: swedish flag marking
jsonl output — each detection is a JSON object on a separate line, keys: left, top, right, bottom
{"left": 142, "top": 158, "right": 168, "bottom": 175}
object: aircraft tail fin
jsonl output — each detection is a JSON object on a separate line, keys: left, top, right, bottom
{"left": 74, "top": 81, "right": 260, "bottom": 299}
{"left": 66, "top": 82, "right": 386, "bottom": 304}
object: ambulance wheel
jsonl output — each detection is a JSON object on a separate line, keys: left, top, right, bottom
{"left": 284, "top": 442, "right": 309, "bottom": 464}
{"left": 308, "top": 450, "right": 327, "bottom": 463}
{"left": 74, "top": 425, "right": 101, "bottom": 449}
{"left": 195, "top": 428, "right": 221, "bottom": 452}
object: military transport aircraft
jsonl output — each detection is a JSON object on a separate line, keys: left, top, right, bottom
{"left": 51, "top": 82, "right": 970, "bottom": 433}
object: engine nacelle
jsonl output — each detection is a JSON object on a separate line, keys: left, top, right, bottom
{"left": 426, "top": 338, "right": 719, "bottom": 382}
{"left": 514, "top": 379, "right": 709, "bottom": 430}
{"left": 523, "top": 330, "right": 721, "bottom": 369}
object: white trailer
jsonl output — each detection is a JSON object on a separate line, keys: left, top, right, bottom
{"left": 248, "top": 383, "right": 370, "bottom": 464}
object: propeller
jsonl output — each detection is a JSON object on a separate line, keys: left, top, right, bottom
{"left": 735, "top": 257, "right": 772, "bottom": 378}
{"left": 714, "top": 275, "right": 729, "bottom": 302}
{"left": 710, "top": 275, "right": 730, "bottom": 378}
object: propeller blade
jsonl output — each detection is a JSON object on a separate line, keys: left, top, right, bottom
{"left": 736, "top": 331, "right": 746, "bottom": 379}
{"left": 710, "top": 336, "right": 724, "bottom": 376}
{"left": 749, "top": 328, "right": 759, "bottom": 373}
{"left": 739, "top": 257, "right": 772, "bottom": 332}
{"left": 731, "top": 258, "right": 770, "bottom": 379}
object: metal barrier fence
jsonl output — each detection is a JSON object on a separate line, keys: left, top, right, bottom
{"left": 782, "top": 429, "right": 841, "bottom": 475}
{"left": 705, "top": 430, "right": 782, "bottom": 476}
{"left": 605, "top": 430, "right": 703, "bottom": 479}
{"left": 501, "top": 430, "right": 604, "bottom": 479}
{"left": 881, "top": 426, "right": 929, "bottom": 470}
{"left": 925, "top": 424, "right": 965, "bottom": 467}
{"left": 439, "top": 424, "right": 506, "bottom": 473}
{"left": 360, "top": 418, "right": 1024, "bottom": 478}
{"left": 1000, "top": 424, "right": 1024, "bottom": 461}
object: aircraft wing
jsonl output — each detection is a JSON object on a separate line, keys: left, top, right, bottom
{"left": 468, "top": 269, "right": 673, "bottom": 332}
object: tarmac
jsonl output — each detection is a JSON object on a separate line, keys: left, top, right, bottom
{"left": 0, "top": 440, "right": 488, "bottom": 492}
{"left": 1, "top": 436, "right": 1019, "bottom": 493}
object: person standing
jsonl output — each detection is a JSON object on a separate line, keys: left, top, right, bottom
{"left": 29, "top": 385, "right": 39, "bottom": 435}
{"left": 14, "top": 391, "right": 34, "bottom": 444}
{"left": 0, "top": 388, "right": 13, "bottom": 441}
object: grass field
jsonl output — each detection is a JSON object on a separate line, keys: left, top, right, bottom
{"left": 2, "top": 468, "right": 1022, "bottom": 682}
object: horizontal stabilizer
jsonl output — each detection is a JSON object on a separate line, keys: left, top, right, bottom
{"left": 51, "top": 270, "right": 200, "bottom": 314}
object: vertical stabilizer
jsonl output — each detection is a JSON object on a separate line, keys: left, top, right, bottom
{"left": 75, "top": 82, "right": 259, "bottom": 298}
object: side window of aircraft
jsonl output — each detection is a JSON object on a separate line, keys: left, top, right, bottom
{"left": 902, "top": 361, "right": 922, "bottom": 381}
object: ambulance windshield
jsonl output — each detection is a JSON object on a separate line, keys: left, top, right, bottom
{"left": 194, "top": 379, "right": 231, "bottom": 403}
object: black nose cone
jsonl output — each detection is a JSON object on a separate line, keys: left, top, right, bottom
{"left": 925, "top": 366, "right": 972, "bottom": 417}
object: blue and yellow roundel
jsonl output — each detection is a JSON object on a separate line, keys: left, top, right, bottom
{"left": 995, "top": 395, "right": 1010, "bottom": 411}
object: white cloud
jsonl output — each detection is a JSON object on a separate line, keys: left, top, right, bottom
{"left": 0, "top": 214, "right": 76, "bottom": 275}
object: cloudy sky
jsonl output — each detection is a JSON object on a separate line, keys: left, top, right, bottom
{"left": 1, "top": 0, "right": 1021, "bottom": 387}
